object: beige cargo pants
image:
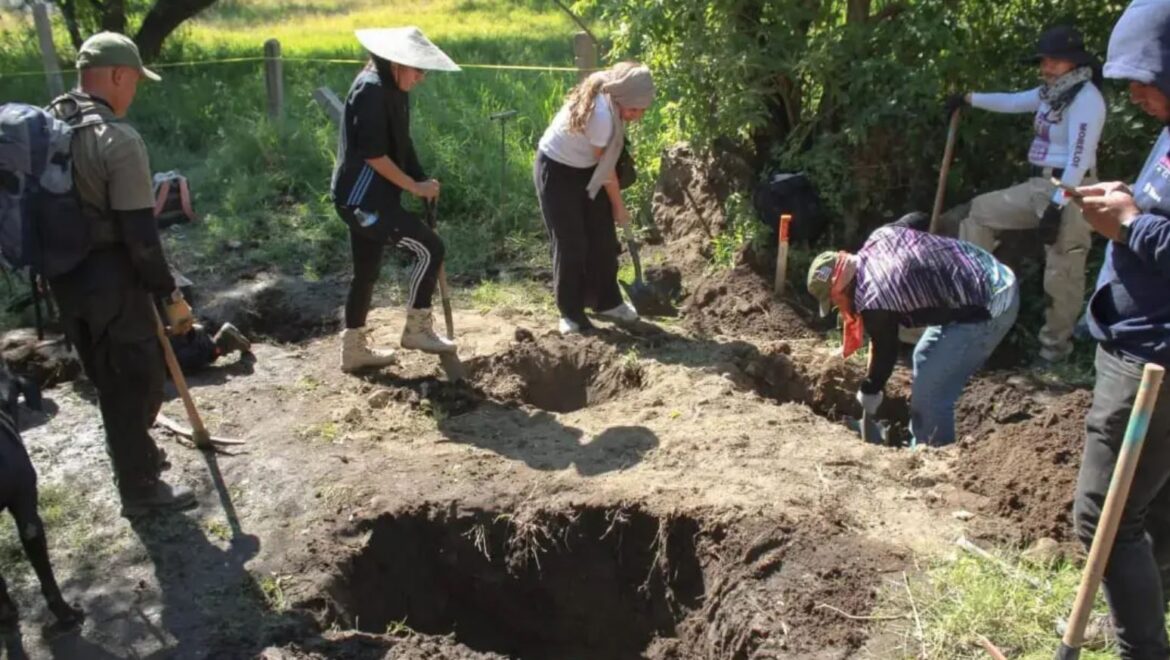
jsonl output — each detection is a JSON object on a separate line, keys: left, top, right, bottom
{"left": 958, "top": 175, "right": 1092, "bottom": 362}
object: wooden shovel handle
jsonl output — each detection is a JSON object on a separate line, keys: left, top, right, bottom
{"left": 929, "top": 110, "right": 961, "bottom": 235}
{"left": 1061, "top": 363, "right": 1165, "bottom": 650}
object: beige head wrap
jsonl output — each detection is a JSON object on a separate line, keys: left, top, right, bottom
{"left": 586, "top": 65, "right": 656, "bottom": 199}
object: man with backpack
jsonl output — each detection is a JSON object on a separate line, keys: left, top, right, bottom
{"left": 46, "top": 32, "right": 197, "bottom": 516}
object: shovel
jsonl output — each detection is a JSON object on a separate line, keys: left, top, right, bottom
{"left": 929, "top": 108, "right": 961, "bottom": 235}
{"left": 619, "top": 227, "right": 675, "bottom": 317}
{"left": 1054, "top": 363, "right": 1165, "bottom": 660}
{"left": 424, "top": 200, "right": 468, "bottom": 383}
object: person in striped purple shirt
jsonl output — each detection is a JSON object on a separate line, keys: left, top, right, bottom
{"left": 806, "top": 213, "right": 1020, "bottom": 447}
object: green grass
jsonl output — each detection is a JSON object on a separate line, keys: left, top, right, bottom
{"left": 464, "top": 278, "right": 554, "bottom": 316}
{"left": 879, "top": 549, "right": 1170, "bottom": 659}
{"left": 0, "top": 0, "right": 656, "bottom": 285}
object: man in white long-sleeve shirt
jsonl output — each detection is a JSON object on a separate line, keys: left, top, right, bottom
{"left": 948, "top": 25, "right": 1106, "bottom": 363}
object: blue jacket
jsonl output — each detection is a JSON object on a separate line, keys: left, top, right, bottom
{"left": 1089, "top": 0, "right": 1170, "bottom": 366}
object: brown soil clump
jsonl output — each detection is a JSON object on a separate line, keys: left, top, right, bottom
{"left": 956, "top": 381, "right": 1093, "bottom": 544}
{"left": 1, "top": 328, "right": 82, "bottom": 388}
{"left": 684, "top": 265, "right": 818, "bottom": 341}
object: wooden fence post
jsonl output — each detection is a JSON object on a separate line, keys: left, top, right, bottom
{"left": 573, "top": 31, "right": 597, "bottom": 82}
{"left": 33, "top": 2, "right": 64, "bottom": 99}
{"left": 264, "top": 38, "right": 284, "bottom": 120}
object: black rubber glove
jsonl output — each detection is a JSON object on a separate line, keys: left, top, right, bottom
{"left": 943, "top": 93, "right": 967, "bottom": 121}
{"left": 1039, "top": 203, "right": 1064, "bottom": 246}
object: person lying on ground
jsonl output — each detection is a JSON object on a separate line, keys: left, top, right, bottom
{"left": 949, "top": 24, "right": 1105, "bottom": 365}
{"left": 330, "top": 27, "right": 460, "bottom": 373}
{"left": 169, "top": 322, "right": 250, "bottom": 373}
{"left": 534, "top": 61, "right": 655, "bottom": 335}
{"left": 1066, "top": 1, "right": 1170, "bottom": 654}
{"left": 806, "top": 212, "right": 1019, "bottom": 448}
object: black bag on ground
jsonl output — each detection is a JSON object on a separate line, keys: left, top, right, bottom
{"left": 751, "top": 172, "right": 827, "bottom": 245}
{"left": 616, "top": 137, "right": 636, "bottom": 190}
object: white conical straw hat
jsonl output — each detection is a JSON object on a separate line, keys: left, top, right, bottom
{"left": 355, "top": 26, "right": 460, "bottom": 72}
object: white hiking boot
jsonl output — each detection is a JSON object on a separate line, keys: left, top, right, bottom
{"left": 339, "top": 328, "right": 398, "bottom": 373}
{"left": 401, "top": 308, "right": 457, "bottom": 355}
{"left": 597, "top": 301, "right": 639, "bottom": 323}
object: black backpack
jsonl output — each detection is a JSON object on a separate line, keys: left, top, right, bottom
{"left": 0, "top": 94, "right": 109, "bottom": 335}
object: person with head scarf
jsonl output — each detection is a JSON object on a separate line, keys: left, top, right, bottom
{"left": 806, "top": 213, "right": 1020, "bottom": 448}
{"left": 331, "top": 27, "right": 460, "bottom": 372}
{"left": 534, "top": 61, "right": 655, "bottom": 334}
{"left": 1062, "top": 3, "right": 1170, "bottom": 654}
{"left": 948, "top": 25, "right": 1106, "bottom": 365}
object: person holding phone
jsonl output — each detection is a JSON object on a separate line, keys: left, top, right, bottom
{"left": 1065, "top": 2, "right": 1170, "bottom": 652}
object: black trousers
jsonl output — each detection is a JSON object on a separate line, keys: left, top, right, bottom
{"left": 1074, "top": 345, "right": 1170, "bottom": 659}
{"left": 337, "top": 202, "right": 444, "bottom": 328}
{"left": 533, "top": 152, "right": 622, "bottom": 325}
{"left": 51, "top": 283, "right": 165, "bottom": 497}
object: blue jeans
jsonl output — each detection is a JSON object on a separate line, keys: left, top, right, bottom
{"left": 910, "top": 282, "right": 1020, "bottom": 447}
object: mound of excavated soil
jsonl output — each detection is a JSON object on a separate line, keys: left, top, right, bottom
{"left": 1, "top": 328, "right": 82, "bottom": 388}
{"left": 956, "top": 381, "right": 1093, "bottom": 544}
{"left": 198, "top": 272, "right": 345, "bottom": 343}
{"left": 683, "top": 265, "right": 818, "bottom": 341}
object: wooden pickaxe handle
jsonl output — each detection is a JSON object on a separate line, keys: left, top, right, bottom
{"left": 151, "top": 305, "right": 212, "bottom": 449}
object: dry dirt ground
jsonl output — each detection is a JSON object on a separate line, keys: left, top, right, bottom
{"left": 0, "top": 149, "right": 1094, "bottom": 659}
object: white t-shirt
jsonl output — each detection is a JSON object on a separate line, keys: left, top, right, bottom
{"left": 537, "top": 94, "right": 614, "bottom": 168}
{"left": 971, "top": 82, "right": 1106, "bottom": 204}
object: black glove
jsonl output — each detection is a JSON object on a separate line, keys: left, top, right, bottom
{"left": 943, "top": 93, "right": 967, "bottom": 121}
{"left": 1039, "top": 203, "right": 1064, "bottom": 246}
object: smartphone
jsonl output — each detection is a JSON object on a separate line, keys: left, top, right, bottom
{"left": 1050, "top": 177, "right": 1085, "bottom": 199}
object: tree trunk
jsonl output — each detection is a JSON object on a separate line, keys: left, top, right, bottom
{"left": 59, "top": 0, "right": 85, "bottom": 50}
{"left": 846, "top": 0, "right": 870, "bottom": 23}
{"left": 101, "top": 0, "right": 126, "bottom": 34}
{"left": 134, "top": 0, "right": 217, "bottom": 62}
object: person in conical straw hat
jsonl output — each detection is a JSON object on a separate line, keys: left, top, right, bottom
{"left": 534, "top": 62, "right": 655, "bottom": 335}
{"left": 331, "top": 27, "right": 461, "bottom": 373}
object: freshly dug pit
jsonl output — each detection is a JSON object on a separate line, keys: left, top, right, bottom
{"left": 733, "top": 341, "right": 912, "bottom": 430}
{"left": 301, "top": 504, "right": 905, "bottom": 660}
{"left": 324, "top": 505, "right": 704, "bottom": 659}
{"left": 469, "top": 333, "right": 642, "bottom": 413}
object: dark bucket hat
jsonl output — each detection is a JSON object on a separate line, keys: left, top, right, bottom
{"left": 1026, "top": 25, "right": 1099, "bottom": 68}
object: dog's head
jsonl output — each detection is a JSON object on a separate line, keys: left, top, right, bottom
{"left": 0, "top": 361, "right": 41, "bottom": 429}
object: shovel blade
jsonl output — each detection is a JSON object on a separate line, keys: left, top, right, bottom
{"left": 620, "top": 281, "right": 677, "bottom": 318}
{"left": 439, "top": 352, "right": 468, "bottom": 382}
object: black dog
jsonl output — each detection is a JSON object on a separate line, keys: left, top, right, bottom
{"left": 0, "top": 363, "right": 83, "bottom": 631}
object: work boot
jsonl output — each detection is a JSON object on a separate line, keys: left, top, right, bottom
{"left": 339, "top": 328, "right": 398, "bottom": 373}
{"left": 400, "top": 308, "right": 457, "bottom": 354}
{"left": 120, "top": 480, "right": 197, "bottom": 518}
{"left": 213, "top": 322, "right": 251, "bottom": 355}
{"left": 597, "top": 301, "right": 639, "bottom": 323}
